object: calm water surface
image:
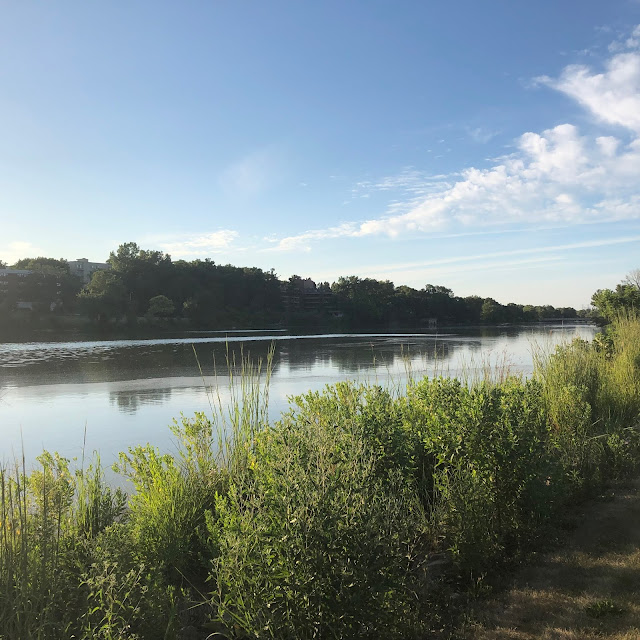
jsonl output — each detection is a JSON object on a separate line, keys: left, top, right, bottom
{"left": 0, "top": 324, "right": 596, "bottom": 468}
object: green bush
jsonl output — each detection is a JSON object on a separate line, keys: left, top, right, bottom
{"left": 210, "top": 406, "right": 429, "bottom": 639}
{"left": 403, "top": 377, "right": 556, "bottom": 569}
{"left": 115, "top": 412, "right": 227, "bottom": 584}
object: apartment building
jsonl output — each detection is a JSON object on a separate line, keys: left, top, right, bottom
{"left": 68, "top": 258, "right": 111, "bottom": 283}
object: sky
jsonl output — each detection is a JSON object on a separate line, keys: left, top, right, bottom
{"left": 1, "top": 2, "right": 640, "bottom": 308}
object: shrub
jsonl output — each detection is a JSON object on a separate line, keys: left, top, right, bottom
{"left": 115, "top": 412, "right": 226, "bottom": 584}
{"left": 210, "top": 403, "right": 430, "bottom": 639}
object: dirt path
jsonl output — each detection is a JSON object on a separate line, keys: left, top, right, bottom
{"left": 464, "top": 479, "right": 640, "bottom": 640}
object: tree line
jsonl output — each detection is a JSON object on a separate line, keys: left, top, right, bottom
{"left": 590, "top": 268, "right": 640, "bottom": 321}
{"left": 1, "top": 242, "right": 583, "bottom": 330}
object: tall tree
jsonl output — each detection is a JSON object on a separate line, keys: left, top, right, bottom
{"left": 9, "top": 257, "right": 81, "bottom": 312}
{"left": 78, "top": 271, "right": 128, "bottom": 321}
{"left": 592, "top": 284, "right": 640, "bottom": 319}
{"left": 11, "top": 257, "right": 71, "bottom": 274}
{"left": 623, "top": 268, "right": 640, "bottom": 291}
{"left": 107, "top": 242, "right": 173, "bottom": 314}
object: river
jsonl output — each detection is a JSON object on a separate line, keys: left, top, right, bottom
{"left": 0, "top": 323, "right": 596, "bottom": 469}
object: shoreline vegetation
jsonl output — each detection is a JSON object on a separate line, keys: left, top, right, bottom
{"left": 0, "top": 243, "right": 585, "bottom": 343}
{"left": 1, "top": 313, "right": 639, "bottom": 639}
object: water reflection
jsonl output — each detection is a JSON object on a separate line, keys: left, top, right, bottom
{"left": 0, "top": 325, "right": 597, "bottom": 465}
{"left": 277, "top": 337, "right": 456, "bottom": 375}
{"left": 109, "top": 387, "right": 174, "bottom": 414}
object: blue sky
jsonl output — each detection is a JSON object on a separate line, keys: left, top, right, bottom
{"left": 2, "top": 2, "right": 640, "bottom": 308}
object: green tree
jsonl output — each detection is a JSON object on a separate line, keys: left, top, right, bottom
{"left": 7, "top": 257, "right": 81, "bottom": 313}
{"left": 481, "top": 298, "right": 502, "bottom": 323}
{"left": 147, "top": 295, "right": 175, "bottom": 318}
{"left": 422, "top": 284, "right": 458, "bottom": 322}
{"left": 11, "top": 256, "right": 71, "bottom": 274}
{"left": 78, "top": 271, "right": 128, "bottom": 321}
{"left": 592, "top": 284, "right": 640, "bottom": 319}
{"left": 108, "top": 242, "right": 173, "bottom": 315}
{"left": 332, "top": 276, "right": 395, "bottom": 327}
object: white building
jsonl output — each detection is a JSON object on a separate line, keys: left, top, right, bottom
{"left": 68, "top": 258, "right": 111, "bottom": 283}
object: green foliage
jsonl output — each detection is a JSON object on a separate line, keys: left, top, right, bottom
{"left": 74, "top": 456, "right": 127, "bottom": 539}
{"left": 0, "top": 453, "right": 134, "bottom": 639}
{"left": 78, "top": 270, "right": 128, "bottom": 321}
{"left": 403, "top": 377, "right": 555, "bottom": 568}
{"left": 146, "top": 294, "right": 175, "bottom": 318}
{"left": 114, "top": 413, "right": 225, "bottom": 583}
{"left": 211, "top": 410, "right": 429, "bottom": 639}
{"left": 592, "top": 284, "right": 640, "bottom": 320}
{"left": 584, "top": 599, "right": 625, "bottom": 618}
{"left": 591, "top": 270, "right": 640, "bottom": 320}
{"left": 282, "top": 382, "right": 417, "bottom": 479}
{"left": 83, "top": 242, "right": 284, "bottom": 326}
{"left": 6, "top": 243, "right": 582, "bottom": 331}
{"left": 11, "top": 257, "right": 71, "bottom": 274}
{"left": 0, "top": 258, "right": 82, "bottom": 316}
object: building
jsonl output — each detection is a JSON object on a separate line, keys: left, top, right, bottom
{"left": 0, "top": 269, "right": 32, "bottom": 301}
{"left": 68, "top": 258, "right": 111, "bottom": 283}
{"left": 282, "top": 278, "right": 336, "bottom": 313}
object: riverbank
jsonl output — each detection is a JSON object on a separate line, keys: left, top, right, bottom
{"left": 464, "top": 477, "right": 640, "bottom": 639}
{"left": 0, "top": 315, "right": 638, "bottom": 639}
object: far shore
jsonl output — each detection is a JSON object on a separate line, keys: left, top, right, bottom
{"left": 0, "top": 317, "right": 596, "bottom": 345}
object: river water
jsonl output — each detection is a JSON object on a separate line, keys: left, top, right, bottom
{"left": 0, "top": 324, "right": 596, "bottom": 469}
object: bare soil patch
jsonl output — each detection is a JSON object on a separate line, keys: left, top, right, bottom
{"left": 464, "top": 479, "right": 640, "bottom": 640}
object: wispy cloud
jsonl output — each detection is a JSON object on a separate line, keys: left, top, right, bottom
{"left": 156, "top": 230, "right": 239, "bottom": 258}
{"left": 263, "top": 223, "right": 359, "bottom": 252}
{"left": 607, "top": 24, "right": 640, "bottom": 52}
{"left": 352, "top": 169, "right": 452, "bottom": 197}
{"left": 371, "top": 255, "right": 565, "bottom": 283}
{"left": 268, "top": 25, "right": 640, "bottom": 249}
{"left": 310, "top": 256, "right": 567, "bottom": 291}
{"left": 467, "top": 126, "right": 499, "bottom": 144}
{"left": 310, "top": 235, "right": 640, "bottom": 282}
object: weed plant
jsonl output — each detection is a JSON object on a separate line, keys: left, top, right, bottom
{"left": 1, "top": 318, "right": 640, "bottom": 638}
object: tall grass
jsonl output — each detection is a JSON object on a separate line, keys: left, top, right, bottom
{"left": 1, "top": 319, "right": 640, "bottom": 638}
{"left": 0, "top": 452, "right": 136, "bottom": 639}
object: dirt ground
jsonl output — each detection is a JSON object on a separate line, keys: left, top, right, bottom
{"left": 463, "top": 479, "right": 640, "bottom": 640}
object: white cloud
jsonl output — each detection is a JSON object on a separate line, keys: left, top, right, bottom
{"left": 369, "top": 255, "right": 565, "bottom": 283}
{"left": 596, "top": 135, "right": 620, "bottom": 156}
{"left": 538, "top": 27, "right": 640, "bottom": 133}
{"left": 348, "top": 122, "right": 632, "bottom": 237}
{"left": 467, "top": 126, "right": 499, "bottom": 144}
{"left": 352, "top": 169, "right": 452, "bottom": 199}
{"left": 270, "top": 27, "right": 640, "bottom": 248}
{"left": 0, "top": 241, "right": 44, "bottom": 265}
{"left": 274, "top": 119, "right": 640, "bottom": 244}
{"left": 311, "top": 235, "right": 640, "bottom": 283}
{"left": 608, "top": 24, "right": 640, "bottom": 52}
{"left": 265, "top": 223, "right": 359, "bottom": 252}
{"left": 157, "top": 230, "right": 239, "bottom": 258}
